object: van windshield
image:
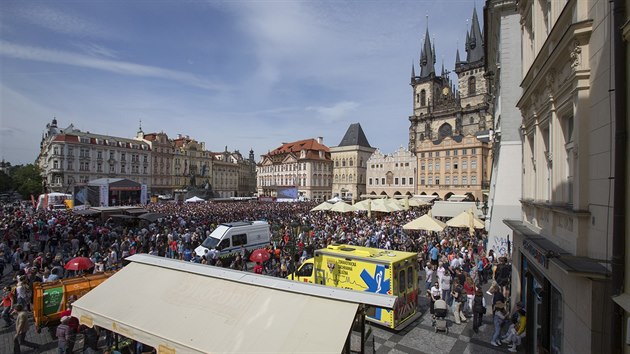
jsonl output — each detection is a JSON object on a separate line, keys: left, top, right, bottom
{"left": 200, "top": 225, "right": 229, "bottom": 249}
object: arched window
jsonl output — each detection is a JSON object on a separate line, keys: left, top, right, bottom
{"left": 438, "top": 123, "right": 453, "bottom": 139}
{"left": 468, "top": 76, "right": 476, "bottom": 95}
{"left": 420, "top": 89, "right": 426, "bottom": 106}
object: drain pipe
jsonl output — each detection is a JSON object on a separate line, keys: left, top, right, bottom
{"left": 611, "top": 0, "right": 627, "bottom": 352}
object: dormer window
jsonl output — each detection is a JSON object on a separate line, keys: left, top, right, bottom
{"left": 300, "top": 150, "right": 306, "bottom": 158}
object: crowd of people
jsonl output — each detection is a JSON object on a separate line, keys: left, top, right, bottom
{"left": 0, "top": 199, "right": 523, "bottom": 352}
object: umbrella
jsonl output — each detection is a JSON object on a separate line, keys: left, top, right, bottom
{"left": 311, "top": 202, "right": 334, "bottom": 211}
{"left": 403, "top": 214, "right": 447, "bottom": 232}
{"left": 370, "top": 199, "right": 404, "bottom": 213}
{"left": 330, "top": 201, "right": 358, "bottom": 213}
{"left": 446, "top": 209, "right": 485, "bottom": 229}
{"left": 353, "top": 199, "right": 372, "bottom": 211}
{"left": 408, "top": 198, "right": 430, "bottom": 207}
{"left": 64, "top": 257, "right": 95, "bottom": 271}
{"left": 249, "top": 248, "right": 271, "bottom": 263}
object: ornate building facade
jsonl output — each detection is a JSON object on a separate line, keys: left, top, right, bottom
{"left": 38, "top": 119, "right": 256, "bottom": 198}
{"left": 408, "top": 8, "right": 493, "bottom": 200}
{"left": 330, "top": 123, "right": 375, "bottom": 203}
{"left": 366, "top": 146, "right": 416, "bottom": 197}
{"left": 501, "top": 0, "right": 623, "bottom": 352}
{"left": 38, "top": 118, "right": 151, "bottom": 193}
{"left": 257, "top": 137, "right": 332, "bottom": 201}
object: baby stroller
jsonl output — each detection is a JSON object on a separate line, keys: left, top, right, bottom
{"left": 432, "top": 299, "right": 449, "bottom": 333}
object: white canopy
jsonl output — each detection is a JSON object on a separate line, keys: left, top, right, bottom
{"left": 370, "top": 199, "right": 404, "bottom": 213}
{"left": 353, "top": 199, "right": 372, "bottom": 211}
{"left": 184, "top": 196, "right": 205, "bottom": 203}
{"left": 403, "top": 214, "right": 447, "bottom": 232}
{"left": 446, "top": 209, "right": 485, "bottom": 229}
{"left": 72, "top": 255, "right": 395, "bottom": 354}
{"left": 310, "top": 201, "right": 334, "bottom": 211}
{"left": 329, "top": 201, "right": 358, "bottom": 213}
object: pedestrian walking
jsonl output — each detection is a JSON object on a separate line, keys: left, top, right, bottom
{"left": 12, "top": 304, "right": 40, "bottom": 354}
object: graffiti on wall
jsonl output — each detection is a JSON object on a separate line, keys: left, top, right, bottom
{"left": 489, "top": 235, "right": 511, "bottom": 257}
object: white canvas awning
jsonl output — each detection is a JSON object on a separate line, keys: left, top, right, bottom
{"left": 72, "top": 255, "right": 394, "bottom": 354}
{"left": 431, "top": 201, "right": 483, "bottom": 218}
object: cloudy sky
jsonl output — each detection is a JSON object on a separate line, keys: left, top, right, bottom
{"left": 1, "top": 0, "right": 482, "bottom": 165}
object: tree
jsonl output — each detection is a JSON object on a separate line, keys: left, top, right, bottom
{"left": 0, "top": 171, "right": 13, "bottom": 192}
{"left": 12, "top": 164, "right": 43, "bottom": 198}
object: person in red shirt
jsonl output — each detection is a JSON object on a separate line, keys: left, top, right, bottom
{"left": 253, "top": 262, "right": 264, "bottom": 275}
{"left": 2, "top": 286, "right": 14, "bottom": 327}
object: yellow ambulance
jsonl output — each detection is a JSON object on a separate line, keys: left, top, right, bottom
{"left": 288, "top": 244, "right": 420, "bottom": 330}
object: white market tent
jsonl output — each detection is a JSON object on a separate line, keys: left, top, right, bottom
{"left": 431, "top": 201, "right": 483, "bottom": 218}
{"left": 72, "top": 255, "right": 395, "bottom": 354}
{"left": 446, "top": 209, "right": 485, "bottom": 229}
{"left": 327, "top": 196, "right": 342, "bottom": 203}
{"left": 329, "top": 201, "right": 358, "bottom": 213}
{"left": 403, "top": 214, "right": 447, "bottom": 232}
{"left": 184, "top": 196, "right": 205, "bottom": 203}
{"left": 310, "top": 201, "right": 334, "bottom": 211}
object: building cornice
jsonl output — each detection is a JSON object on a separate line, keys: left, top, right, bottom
{"left": 518, "top": 15, "right": 593, "bottom": 109}
{"left": 520, "top": 198, "right": 590, "bottom": 218}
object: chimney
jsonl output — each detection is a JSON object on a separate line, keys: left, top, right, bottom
{"left": 317, "top": 136, "right": 323, "bottom": 144}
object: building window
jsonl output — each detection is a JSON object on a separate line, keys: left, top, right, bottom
{"left": 435, "top": 162, "right": 440, "bottom": 171}
{"left": 121, "top": 164, "right": 126, "bottom": 173}
{"left": 110, "top": 151, "right": 115, "bottom": 160}
{"left": 445, "top": 176, "right": 450, "bottom": 185}
{"left": 428, "top": 163, "right": 433, "bottom": 171}
{"left": 409, "top": 177, "right": 413, "bottom": 185}
{"left": 420, "top": 178, "right": 425, "bottom": 185}
{"left": 381, "top": 178, "right": 385, "bottom": 185}
{"left": 435, "top": 177, "right": 440, "bottom": 185}
{"left": 53, "top": 160, "right": 59, "bottom": 169}
{"left": 454, "top": 162, "right": 458, "bottom": 170}
{"left": 462, "top": 149, "right": 467, "bottom": 155}
{"left": 420, "top": 89, "right": 426, "bottom": 106}
{"left": 471, "top": 148, "right": 477, "bottom": 154}
{"left": 468, "top": 76, "right": 476, "bottom": 95}
{"left": 445, "top": 161, "right": 450, "bottom": 171}
{"left": 121, "top": 153, "right": 126, "bottom": 161}
{"left": 395, "top": 177, "right": 399, "bottom": 185}
{"left": 446, "top": 150, "right": 450, "bottom": 156}
{"left": 471, "top": 159, "right": 477, "bottom": 169}
{"left": 97, "top": 163, "right": 102, "bottom": 172}
{"left": 453, "top": 176, "right": 458, "bottom": 185}
{"left": 375, "top": 178, "right": 379, "bottom": 185}
{"left": 428, "top": 177, "right": 433, "bottom": 185}
{"left": 405, "top": 162, "right": 409, "bottom": 166}
{"left": 462, "top": 176, "right": 468, "bottom": 185}
{"left": 453, "top": 149, "right": 458, "bottom": 156}
{"left": 401, "top": 178, "right": 406, "bottom": 185}
{"left": 349, "top": 159, "right": 353, "bottom": 167}
{"left": 421, "top": 162, "right": 425, "bottom": 171}
{"left": 471, "top": 175, "right": 477, "bottom": 185}
{"left": 420, "top": 153, "right": 425, "bottom": 158}
{"left": 462, "top": 160, "right": 468, "bottom": 170}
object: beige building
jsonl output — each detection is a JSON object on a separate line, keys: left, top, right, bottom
{"left": 502, "top": 0, "right": 624, "bottom": 352}
{"left": 416, "top": 135, "right": 491, "bottom": 200}
{"left": 38, "top": 118, "right": 151, "bottom": 193}
{"left": 330, "top": 123, "right": 375, "bottom": 203}
{"left": 257, "top": 138, "right": 332, "bottom": 201}
{"left": 408, "top": 8, "right": 493, "bottom": 201}
{"left": 172, "top": 135, "right": 213, "bottom": 192}
{"left": 212, "top": 147, "right": 256, "bottom": 197}
{"left": 136, "top": 130, "right": 174, "bottom": 196}
{"left": 366, "top": 146, "right": 416, "bottom": 197}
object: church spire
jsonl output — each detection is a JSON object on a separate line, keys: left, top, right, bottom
{"left": 419, "top": 26, "right": 435, "bottom": 78}
{"left": 466, "top": 6, "right": 484, "bottom": 63}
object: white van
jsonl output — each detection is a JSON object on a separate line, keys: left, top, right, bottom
{"left": 194, "top": 221, "right": 271, "bottom": 259}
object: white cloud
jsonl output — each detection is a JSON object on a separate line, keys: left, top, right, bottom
{"left": 17, "top": 5, "right": 112, "bottom": 39}
{"left": 73, "top": 42, "right": 119, "bottom": 59}
{"left": 0, "top": 41, "right": 229, "bottom": 91}
{"left": 306, "top": 101, "right": 359, "bottom": 123}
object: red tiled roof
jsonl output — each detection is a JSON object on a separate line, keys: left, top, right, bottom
{"left": 268, "top": 138, "right": 329, "bottom": 156}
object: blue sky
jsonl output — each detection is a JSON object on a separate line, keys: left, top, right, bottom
{"left": 1, "top": 0, "right": 482, "bottom": 165}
